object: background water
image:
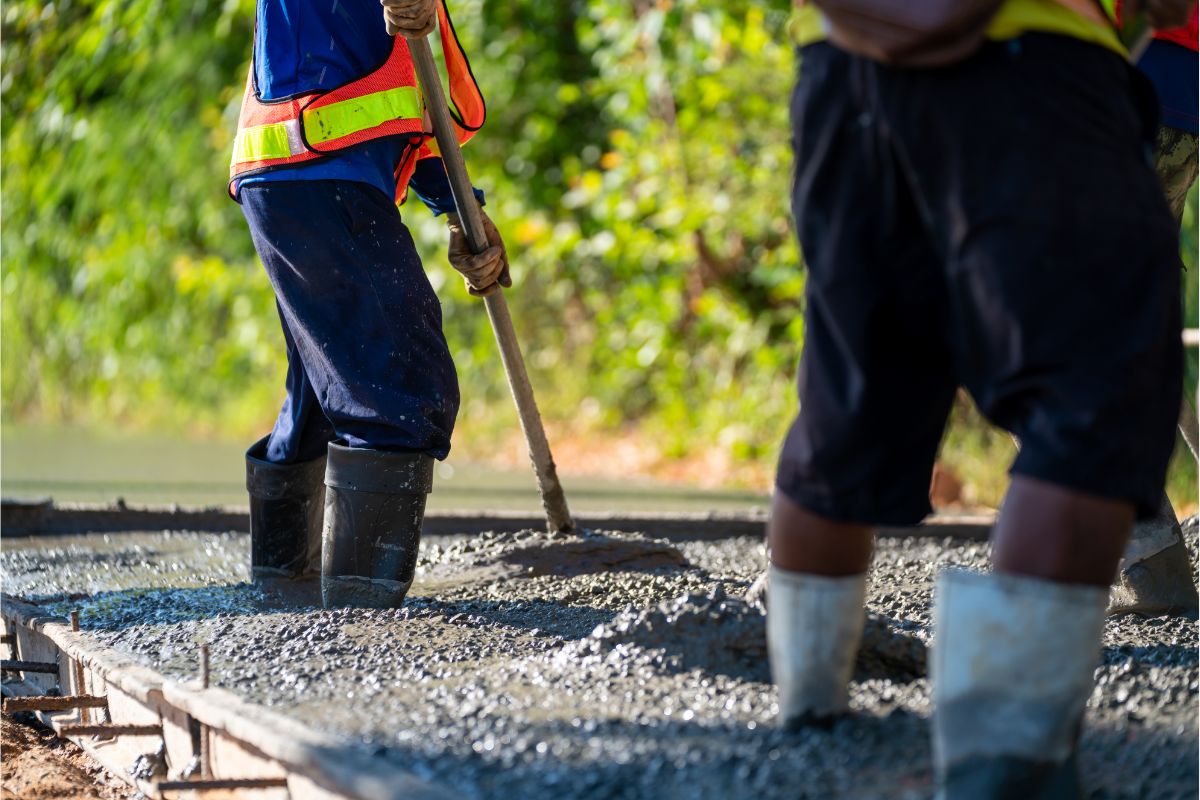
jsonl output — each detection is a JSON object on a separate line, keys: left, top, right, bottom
{"left": 0, "top": 425, "right": 767, "bottom": 513}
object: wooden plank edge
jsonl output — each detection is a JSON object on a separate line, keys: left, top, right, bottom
{"left": 163, "top": 682, "right": 455, "bottom": 800}
{"left": 2, "top": 595, "right": 456, "bottom": 800}
{"left": 2, "top": 595, "right": 164, "bottom": 705}
{"left": 2, "top": 500, "right": 996, "bottom": 541}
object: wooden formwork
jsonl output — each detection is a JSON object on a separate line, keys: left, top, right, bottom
{"left": 0, "top": 594, "right": 454, "bottom": 800}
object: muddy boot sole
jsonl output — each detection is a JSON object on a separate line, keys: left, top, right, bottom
{"left": 940, "top": 753, "right": 1081, "bottom": 800}
{"left": 253, "top": 569, "right": 314, "bottom": 586}
{"left": 1110, "top": 537, "right": 1199, "bottom": 616}
{"left": 248, "top": 575, "right": 322, "bottom": 609}
{"left": 321, "top": 575, "right": 410, "bottom": 609}
{"left": 780, "top": 710, "right": 842, "bottom": 732}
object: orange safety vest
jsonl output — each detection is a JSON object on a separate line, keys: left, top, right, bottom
{"left": 228, "top": 0, "right": 484, "bottom": 205}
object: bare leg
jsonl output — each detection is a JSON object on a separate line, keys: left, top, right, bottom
{"left": 766, "top": 492, "right": 872, "bottom": 727}
{"left": 1004, "top": 435, "right": 1196, "bottom": 614}
{"left": 768, "top": 491, "right": 874, "bottom": 575}
{"left": 991, "top": 475, "right": 1133, "bottom": 586}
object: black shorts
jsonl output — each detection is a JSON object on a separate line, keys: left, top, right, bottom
{"left": 777, "top": 35, "right": 1183, "bottom": 524}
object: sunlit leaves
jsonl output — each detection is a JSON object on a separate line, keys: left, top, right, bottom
{"left": 5, "top": 0, "right": 1192, "bottom": 497}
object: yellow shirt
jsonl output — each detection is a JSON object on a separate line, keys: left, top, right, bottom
{"left": 790, "top": 0, "right": 1124, "bottom": 57}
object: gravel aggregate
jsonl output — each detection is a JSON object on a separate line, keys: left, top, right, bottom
{"left": 3, "top": 522, "right": 1196, "bottom": 798}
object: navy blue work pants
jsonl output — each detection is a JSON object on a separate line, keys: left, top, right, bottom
{"left": 241, "top": 180, "right": 458, "bottom": 464}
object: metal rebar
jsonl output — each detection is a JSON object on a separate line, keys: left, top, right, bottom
{"left": 199, "top": 645, "right": 210, "bottom": 689}
{"left": 199, "top": 645, "right": 211, "bottom": 779}
{"left": 1, "top": 660, "right": 59, "bottom": 674}
{"left": 409, "top": 34, "right": 574, "bottom": 534}
{"left": 60, "top": 723, "right": 163, "bottom": 737}
{"left": 156, "top": 778, "right": 289, "bottom": 792}
{"left": 3, "top": 695, "right": 108, "bottom": 713}
{"left": 69, "top": 610, "right": 89, "bottom": 725}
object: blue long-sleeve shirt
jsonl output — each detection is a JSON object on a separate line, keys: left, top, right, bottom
{"left": 235, "top": 0, "right": 480, "bottom": 214}
{"left": 1136, "top": 40, "right": 1198, "bottom": 135}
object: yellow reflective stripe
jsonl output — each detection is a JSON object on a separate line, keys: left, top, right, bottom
{"left": 303, "top": 86, "right": 422, "bottom": 145}
{"left": 232, "top": 122, "right": 294, "bottom": 164}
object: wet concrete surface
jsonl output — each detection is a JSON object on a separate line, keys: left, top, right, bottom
{"left": 2, "top": 524, "right": 1197, "bottom": 799}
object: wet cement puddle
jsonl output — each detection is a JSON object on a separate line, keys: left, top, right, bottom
{"left": 3, "top": 526, "right": 1197, "bottom": 799}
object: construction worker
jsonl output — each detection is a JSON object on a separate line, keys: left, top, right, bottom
{"left": 769, "top": 1, "right": 1191, "bottom": 798}
{"left": 229, "top": 0, "right": 508, "bottom": 609}
{"left": 1137, "top": 4, "right": 1199, "bottom": 220}
{"left": 1111, "top": 3, "right": 1199, "bottom": 614}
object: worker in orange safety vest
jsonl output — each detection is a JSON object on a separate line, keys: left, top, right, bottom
{"left": 230, "top": 0, "right": 508, "bottom": 610}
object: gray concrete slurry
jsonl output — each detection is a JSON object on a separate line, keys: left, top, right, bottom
{"left": 2, "top": 525, "right": 1196, "bottom": 799}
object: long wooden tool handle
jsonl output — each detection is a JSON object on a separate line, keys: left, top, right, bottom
{"left": 410, "top": 36, "right": 574, "bottom": 533}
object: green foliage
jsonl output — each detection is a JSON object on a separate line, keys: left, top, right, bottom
{"left": 3, "top": 0, "right": 802, "bottom": 454}
{"left": 433, "top": 0, "right": 803, "bottom": 462}
{"left": 2, "top": 0, "right": 1196, "bottom": 508}
{"left": 2, "top": 0, "right": 277, "bottom": 431}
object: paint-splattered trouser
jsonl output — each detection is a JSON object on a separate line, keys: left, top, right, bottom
{"left": 1155, "top": 126, "right": 1198, "bottom": 222}
{"left": 241, "top": 179, "right": 459, "bottom": 465}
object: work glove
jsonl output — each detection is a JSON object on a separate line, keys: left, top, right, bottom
{"left": 447, "top": 210, "right": 511, "bottom": 297}
{"left": 381, "top": 0, "right": 436, "bottom": 38}
{"left": 1127, "top": 0, "right": 1193, "bottom": 29}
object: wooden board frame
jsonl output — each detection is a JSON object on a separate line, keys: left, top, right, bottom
{"left": 1, "top": 594, "right": 454, "bottom": 800}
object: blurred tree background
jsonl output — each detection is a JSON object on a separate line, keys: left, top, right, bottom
{"left": 3, "top": 0, "right": 1197, "bottom": 510}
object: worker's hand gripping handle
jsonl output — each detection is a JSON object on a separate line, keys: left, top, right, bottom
{"left": 409, "top": 33, "right": 575, "bottom": 534}
{"left": 382, "top": 0, "right": 437, "bottom": 39}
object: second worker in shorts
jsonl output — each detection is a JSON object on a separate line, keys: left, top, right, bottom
{"left": 768, "top": 1, "right": 1188, "bottom": 797}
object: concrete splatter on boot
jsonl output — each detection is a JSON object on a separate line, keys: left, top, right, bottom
{"left": 744, "top": 565, "right": 770, "bottom": 612}
{"left": 320, "top": 442, "right": 433, "bottom": 609}
{"left": 245, "top": 436, "right": 326, "bottom": 581}
{"left": 1109, "top": 497, "right": 1198, "bottom": 616}
{"left": 767, "top": 567, "right": 866, "bottom": 728}
{"left": 932, "top": 569, "right": 1107, "bottom": 800}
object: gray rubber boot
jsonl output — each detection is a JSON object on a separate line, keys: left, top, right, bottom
{"left": 320, "top": 442, "right": 434, "bottom": 609}
{"left": 932, "top": 569, "right": 1107, "bottom": 800}
{"left": 1109, "top": 496, "right": 1198, "bottom": 616}
{"left": 767, "top": 567, "right": 866, "bottom": 729}
{"left": 246, "top": 436, "right": 326, "bottom": 581}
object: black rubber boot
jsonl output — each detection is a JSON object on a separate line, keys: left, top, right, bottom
{"left": 320, "top": 442, "right": 433, "bottom": 609}
{"left": 246, "top": 436, "right": 326, "bottom": 581}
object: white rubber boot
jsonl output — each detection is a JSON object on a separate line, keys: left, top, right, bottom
{"left": 767, "top": 566, "right": 866, "bottom": 728}
{"left": 932, "top": 569, "right": 1107, "bottom": 800}
{"left": 1109, "top": 496, "right": 1198, "bottom": 616}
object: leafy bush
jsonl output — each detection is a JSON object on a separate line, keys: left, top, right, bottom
{"left": 3, "top": 0, "right": 1195, "bottom": 508}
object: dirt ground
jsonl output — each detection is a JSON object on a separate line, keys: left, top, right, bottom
{"left": 0, "top": 715, "right": 134, "bottom": 800}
